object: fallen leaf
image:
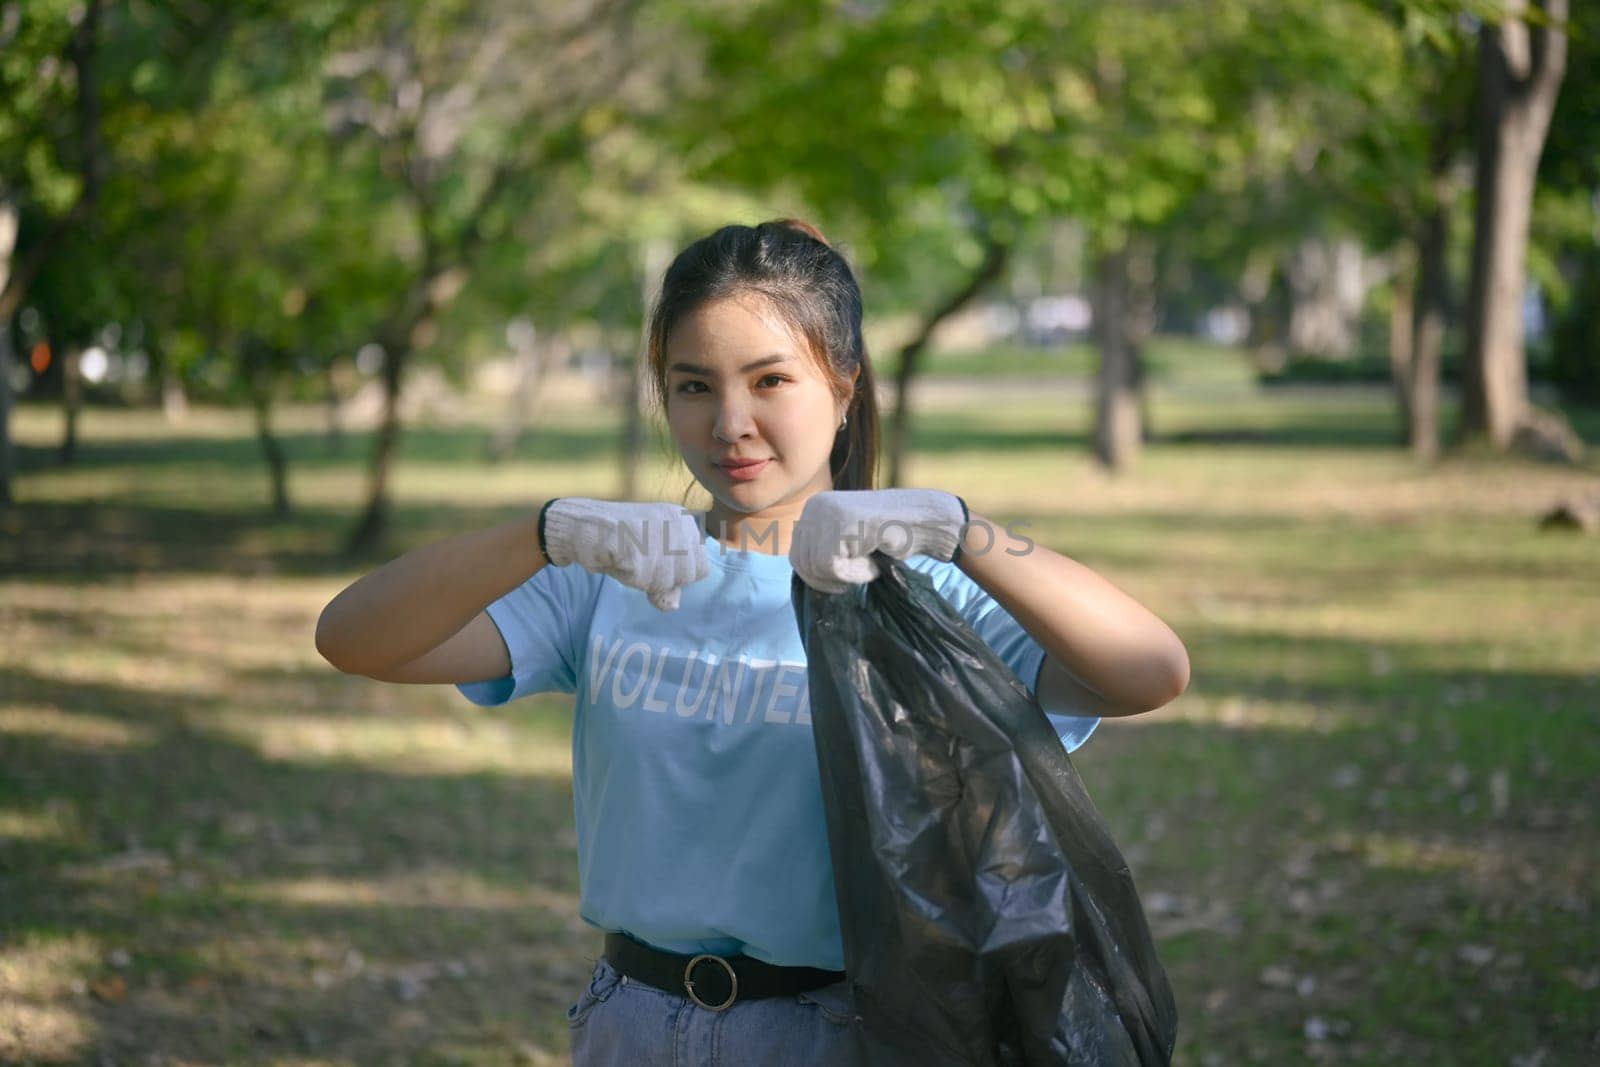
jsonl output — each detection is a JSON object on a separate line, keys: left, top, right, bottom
{"left": 1259, "top": 966, "right": 1295, "bottom": 990}
{"left": 1304, "top": 1016, "right": 1349, "bottom": 1041}
{"left": 1562, "top": 967, "right": 1599, "bottom": 992}
{"left": 91, "top": 975, "right": 127, "bottom": 1003}
{"left": 1490, "top": 769, "right": 1510, "bottom": 817}
{"left": 1144, "top": 891, "right": 1185, "bottom": 916}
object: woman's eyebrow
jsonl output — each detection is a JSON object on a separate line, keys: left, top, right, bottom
{"left": 668, "top": 354, "right": 791, "bottom": 375}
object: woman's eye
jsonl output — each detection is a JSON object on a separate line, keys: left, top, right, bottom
{"left": 674, "top": 376, "right": 784, "bottom": 394}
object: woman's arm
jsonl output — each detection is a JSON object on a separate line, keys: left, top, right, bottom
{"left": 955, "top": 511, "right": 1189, "bottom": 718}
{"left": 315, "top": 509, "right": 549, "bottom": 679}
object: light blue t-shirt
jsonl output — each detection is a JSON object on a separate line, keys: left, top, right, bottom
{"left": 456, "top": 534, "right": 1100, "bottom": 970}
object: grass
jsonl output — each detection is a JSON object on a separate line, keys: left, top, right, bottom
{"left": 877, "top": 335, "right": 1260, "bottom": 390}
{"left": 3, "top": 366, "right": 1598, "bottom": 1065}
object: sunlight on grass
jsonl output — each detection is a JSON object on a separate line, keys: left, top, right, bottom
{"left": 6, "top": 576, "right": 332, "bottom": 683}
{"left": 7, "top": 378, "right": 1598, "bottom": 1066}
{"left": 1150, "top": 695, "right": 1354, "bottom": 734}
{"left": 0, "top": 1003, "right": 93, "bottom": 1064}
{"left": 1336, "top": 830, "right": 1494, "bottom": 876}
{"left": 212, "top": 710, "right": 574, "bottom": 777}
{"left": 0, "top": 706, "right": 155, "bottom": 750}
{"left": 914, "top": 455, "right": 1600, "bottom": 529}
{"left": 235, "top": 871, "right": 577, "bottom": 913}
{"left": 12, "top": 652, "right": 229, "bottom": 696}
{"left": 0, "top": 806, "right": 75, "bottom": 843}
{"left": 7, "top": 576, "right": 332, "bottom": 622}
{"left": 0, "top": 934, "right": 100, "bottom": 1064}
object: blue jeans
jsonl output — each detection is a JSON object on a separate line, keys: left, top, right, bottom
{"left": 566, "top": 954, "right": 864, "bottom": 1066}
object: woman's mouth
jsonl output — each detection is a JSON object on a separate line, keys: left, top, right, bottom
{"left": 717, "top": 459, "right": 770, "bottom": 482}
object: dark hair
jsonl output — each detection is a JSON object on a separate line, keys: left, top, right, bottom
{"left": 645, "top": 218, "right": 879, "bottom": 491}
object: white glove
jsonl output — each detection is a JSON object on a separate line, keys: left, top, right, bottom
{"left": 789, "top": 488, "right": 968, "bottom": 594}
{"left": 540, "top": 498, "right": 710, "bottom": 611}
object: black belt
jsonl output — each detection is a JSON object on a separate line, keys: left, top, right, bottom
{"left": 602, "top": 932, "right": 846, "bottom": 1012}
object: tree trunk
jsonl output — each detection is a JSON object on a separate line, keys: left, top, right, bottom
{"left": 1462, "top": 0, "right": 1568, "bottom": 448}
{"left": 1398, "top": 110, "right": 1463, "bottom": 462}
{"left": 345, "top": 342, "right": 407, "bottom": 555}
{"left": 0, "top": 318, "right": 13, "bottom": 509}
{"left": 1389, "top": 252, "right": 1416, "bottom": 441}
{"left": 245, "top": 345, "right": 291, "bottom": 518}
{"left": 0, "top": 200, "right": 17, "bottom": 509}
{"left": 1091, "top": 239, "right": 1155, "bottom": 471}
{"left": 487, "top": 321, "right": 554, "bottom": 463}
{"left": 885, "top": 233, "right": 1009, "bottom": 487}
{"left": 343, "top": 253, "right": 467, "bottom": 555}
{"left": 323, "top": 362, "right": 344, "bottom": 455}
{"left": 153, "top": 338, "right": 188, "bottom": 423}
{"left": 250, "top": 394, "right": 290, "bottom": 518}
{"left": 1092, "top": 248, "right": 1140, "bottom": 470}
{"left": 1409, "top": 198, "right": 1450, "bottom": 462}
{"left": 60, "top": 346, "right": 82, "bottom": 465}
{"left": 621, "top": 239, "right": 673, "bottom": 499}
{"left": 618, "top": 348, "right": 650, "bottom": 500}
{"left": 1287, "top": 237, "right": 1371, "bottom": 360}
{"left": 1241, "top": 251, "right": 1290, "bottom": 376}
{"left": 0, "top": 2, "right": 102, "bottom": 327}
{"left": 161, "top": 368, "right": 189, "bottom": 423}
{"left": 50, "top": 0, "right": 104, "bottom": 473}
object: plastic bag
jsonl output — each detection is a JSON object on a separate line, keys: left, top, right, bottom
{"left": 791, "top": 555, "right": 1177, "bottom": 1066}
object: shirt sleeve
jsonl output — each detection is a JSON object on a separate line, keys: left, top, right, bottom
{"left": 455, "top": 562, "right": 603, "bottom": 708}
{"left": 912, "top": 558, "right": 1101, "bottom": 753}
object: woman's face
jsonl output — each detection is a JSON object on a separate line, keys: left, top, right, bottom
{"left": 664, "top": 294, "right": 848, "bottom": 537}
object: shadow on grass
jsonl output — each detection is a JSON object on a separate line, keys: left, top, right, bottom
{"left": 7, "top": 396, "right": 1599, "bottom": 1063}
{"left": 12, "top": 423, "right": 630, "bottom": 475}
{"left": 1026, "top": 510, "right": 1600, "bottom": 597}
{"left": 7, "top": 489, "right": 1596, "bottom": 596}
{"left": 4, "top": 612, "right": 1597, "bottom": 1062}
{"left": 0, "top": 498, "right": 538, "bottom": 581}
{"left": 1077, "top": 710, "right": 1594, "bottom": 1064}
{"left": 1, "top": 664, "right": 590, "bottom": 1063}
{"left": 1153, "top": 425, "right": 1400, "bottom": 448}
{"left": 1072, "top": 629, "right": 1596, "bottom": 1064}
{"left": 7, "top": 397, "right": 1439, "bottom": 486}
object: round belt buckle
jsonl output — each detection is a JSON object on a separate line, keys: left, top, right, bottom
{"left": 683, "top": 954, "right": 738, "bottom": 1011}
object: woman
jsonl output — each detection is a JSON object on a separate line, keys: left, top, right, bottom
{"left": 315, "top": 219, "right": 1190, "bottom": 1065}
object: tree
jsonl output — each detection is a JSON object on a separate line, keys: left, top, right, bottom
{"left": 1532, "top": 0, "right": 1600, "bottom": 407}
{"left": 136, "top": 28, "right": 401, "bottom": 518}
{"left": 673, "top": 0, "right": 1418, "bottom": 474}
{"left": 312, "top": 0, "right": 659, "bottom": 553}
{"left": 0, "top": 0, "right": 301, "bottom": 500}
{"left": 1362, "top": 3, "right": 1477, "bottom": 462}
{"left": 1461, "top": 0, "right": 1569, "bottom": 447}
{"left": 672, "top": 0, "right": 1034, "bottom": 483}
{"left": 0, "top": 0, "right": 102, "bottom": 499}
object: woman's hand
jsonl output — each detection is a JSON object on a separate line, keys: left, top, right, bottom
{"left": 542, "top": 499, "right": 710, "bottom": 610}
{"left": 789, "top": 488, "right": 967, "bottom": 594}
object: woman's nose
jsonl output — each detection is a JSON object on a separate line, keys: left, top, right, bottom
{"left": 713, "top": 398, "right": 756, "bottom": 442}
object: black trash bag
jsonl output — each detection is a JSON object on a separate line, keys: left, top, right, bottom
{"left": 791, "top": 554, "right": 1177, "bottom": 1066}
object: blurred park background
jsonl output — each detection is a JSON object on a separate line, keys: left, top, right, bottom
{"left": 2, "top": 0, "right": 1598, "bottom": 1063}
